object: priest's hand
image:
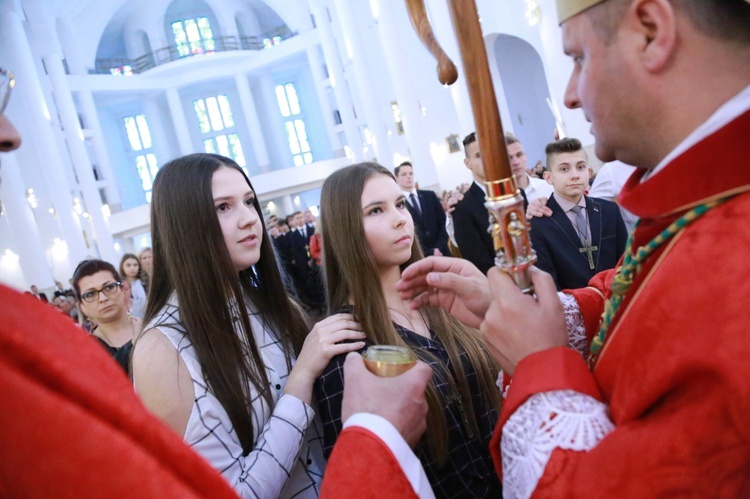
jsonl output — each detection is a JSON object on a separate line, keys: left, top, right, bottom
{"left": 341, "top": 353, "right": 432, "bottom": 448}
{"left": 480, "top": 267, "right": 567, "bottom": 375}
{"left": 526, "top": 197, "right": 553, "bottom": 219}
{"left": 396, "top": 256, "right": 490, "bottom": 329}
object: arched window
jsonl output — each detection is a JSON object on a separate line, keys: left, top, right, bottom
{"left": 171, "top": 17, "right": 215, "bottom": 57}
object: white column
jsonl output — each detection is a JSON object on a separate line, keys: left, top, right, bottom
{"left": 78, "top": 89, "right": 121, "bottom": 207}
{"left": 143, "top": 97, "right": 174, "bottom": 165}
{"left": 376, "top": 0, "right": 438, "bottom": 184}
{"left": 23, "top": 0, "right": 117, "bottom": 264}
{"left": 44, "top": 56, "right": 118, "bottom": 264}
{"left": 305, "top": 45, "right": 341, "bottom": 152}
{"left": 0, "top": 153, "right": 51, "bottom": 287}
{"left": 234, "top": 73, "right": 271, "bottom": 171}
{"left": 166, "top": 88, "right": 194, "bottom": 155}
{"left": 56, "top": 19, "right": 86, "bottom": 76}
{"left": 309, "top": 0, "right": 362, "bottom": 161}
{"left": 331, "top": 0, "right": 393, "bottom": 163}
{"left": 0, "top": 5, "right": 89, "bottom": 268}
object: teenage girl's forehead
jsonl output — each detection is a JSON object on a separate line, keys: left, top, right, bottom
{"left": 361, "top": 174, "right": 402, "bottom": 204}
{"left": 363, "top": 173, "right": 398, "bottom": 189}
{"left": 212, "top": 166, "right": 255, "bottom": 195}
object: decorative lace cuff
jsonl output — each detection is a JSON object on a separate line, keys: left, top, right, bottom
{"left": 559, "top": 292, "right": 587, "bottom": 356}
{"left": 501, "top": 390, "right": 615, "bottom": 499}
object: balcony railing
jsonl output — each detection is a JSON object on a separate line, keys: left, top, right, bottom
{"left": 93, "top": 26, "right": 296, "bottom": 75}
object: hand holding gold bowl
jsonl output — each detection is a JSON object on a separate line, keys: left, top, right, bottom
{"left": 362, "top": 345, "right": 416, "bottom": 377}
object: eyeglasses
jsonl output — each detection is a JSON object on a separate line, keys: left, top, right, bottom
{"left": 80, "top": 282, "right": 122, "bottom": 303}
{"left": 0, "top": 68, "right": 14, "bottom": 117}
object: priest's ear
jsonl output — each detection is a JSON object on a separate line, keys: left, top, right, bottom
{"left": 625, "top": 0, "right": 678, "bottom": 74}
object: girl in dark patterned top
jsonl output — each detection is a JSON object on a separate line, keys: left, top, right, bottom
{"left": 315, "top": 162, "right": 502, "bottom": 498}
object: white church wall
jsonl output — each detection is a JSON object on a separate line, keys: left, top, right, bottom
{"left": 262, "top": 0, "right": 310, "bottom": 34}
{"left": 535, "top": 0, "right": 595, "bottom": 148}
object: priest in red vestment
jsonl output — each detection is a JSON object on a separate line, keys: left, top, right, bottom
{"left": 393, "top": 0, "right": 750, "bottom": 497}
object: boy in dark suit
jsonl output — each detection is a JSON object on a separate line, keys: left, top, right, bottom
{"left": 394, "top": 161, "right": 450, "bottom": 257}
{"left": 452, "top": 132, "right": 529, "bottom": 274}
{"left": 451, "top": 133, "right": 495, "bottom": 274}
{"left": 530, "top": 138, "right": 627, "bottom": 290}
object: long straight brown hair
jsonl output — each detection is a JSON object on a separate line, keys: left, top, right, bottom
{"left": 143, "top": 153, "right": 309, "bottom": 455}
{"left": 320, "top": 162, "right": 500, "bottom": 464}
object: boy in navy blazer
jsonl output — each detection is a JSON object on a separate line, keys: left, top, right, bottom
{"left": 530, "top": 138, "right": 627, "bottom": 290}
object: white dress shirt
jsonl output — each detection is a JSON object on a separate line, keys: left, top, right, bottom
{"left": 524, "top": 175, "right": 555, "bottom": 203}
{"left": 401, "top": 188, "right": 422, "bottom": 213}
{"left": 589, "top": 161, "right": 638, "bottom": 233}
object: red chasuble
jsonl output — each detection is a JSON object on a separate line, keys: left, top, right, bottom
{"left": 321, "top": 426, "right": 418, "bottom": 498}
{"left": 491, "top": 110, "right": 750, "bottom": 496}
{"left": 0, "top": 285, "right": 238, "bottom": 498}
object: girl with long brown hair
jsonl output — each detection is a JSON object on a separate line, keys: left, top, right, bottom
{"left": 118, "top": 253, "right": 147, "bottom": 319}
{"left": 315, "top": 162, "right": 502, "bottom": 498}
{"left": 132, "top": 153, "right": 365, "bottom": 498}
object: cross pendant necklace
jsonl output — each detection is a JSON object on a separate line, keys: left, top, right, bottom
{"left": 579, "top": 239, "right": 598, "bottom": 270}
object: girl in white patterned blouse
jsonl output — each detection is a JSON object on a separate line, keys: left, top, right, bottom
{"left": 132, "top": 153, "right": 365, "bottom": 498}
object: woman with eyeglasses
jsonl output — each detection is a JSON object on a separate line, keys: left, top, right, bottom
{"left": 73, "top": 259, "right": 140, "bottom": 373}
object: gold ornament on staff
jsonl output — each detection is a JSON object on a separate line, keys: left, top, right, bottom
{"left": 404, "top": 0, "right": 537, "bottom": 292}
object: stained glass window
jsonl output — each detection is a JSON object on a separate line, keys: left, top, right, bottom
{"left": 171, "top": 17, "right": 214, "bottom": 58}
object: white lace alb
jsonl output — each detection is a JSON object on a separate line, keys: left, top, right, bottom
{"left": 559, "top": 292, "right": 587, "bottom": 356}
{"left": 496, "top": 294, "right": 587, "bottom": 402}
{"left": 501, "top": 390, "right": 614, "bottom": 499}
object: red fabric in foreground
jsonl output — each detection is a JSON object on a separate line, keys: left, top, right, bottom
{"left": 321, "top": 426, "right": 417, "bottom": 499}
{"left": 0, "top": 285, "right": 238, "bottom": 498}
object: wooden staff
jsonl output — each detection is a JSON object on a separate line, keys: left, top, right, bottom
{"left": 404, "top": 0, "right": 536, "bottom": 291}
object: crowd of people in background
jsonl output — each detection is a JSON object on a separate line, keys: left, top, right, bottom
{"left": 29, "top": 247, "right": 154, "bottom": 324}
{"left": 28, "top": 132, "right": 625, "bottom": 385}
{"left": 19, "top": 125, "right": 625, "bottom": 496}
